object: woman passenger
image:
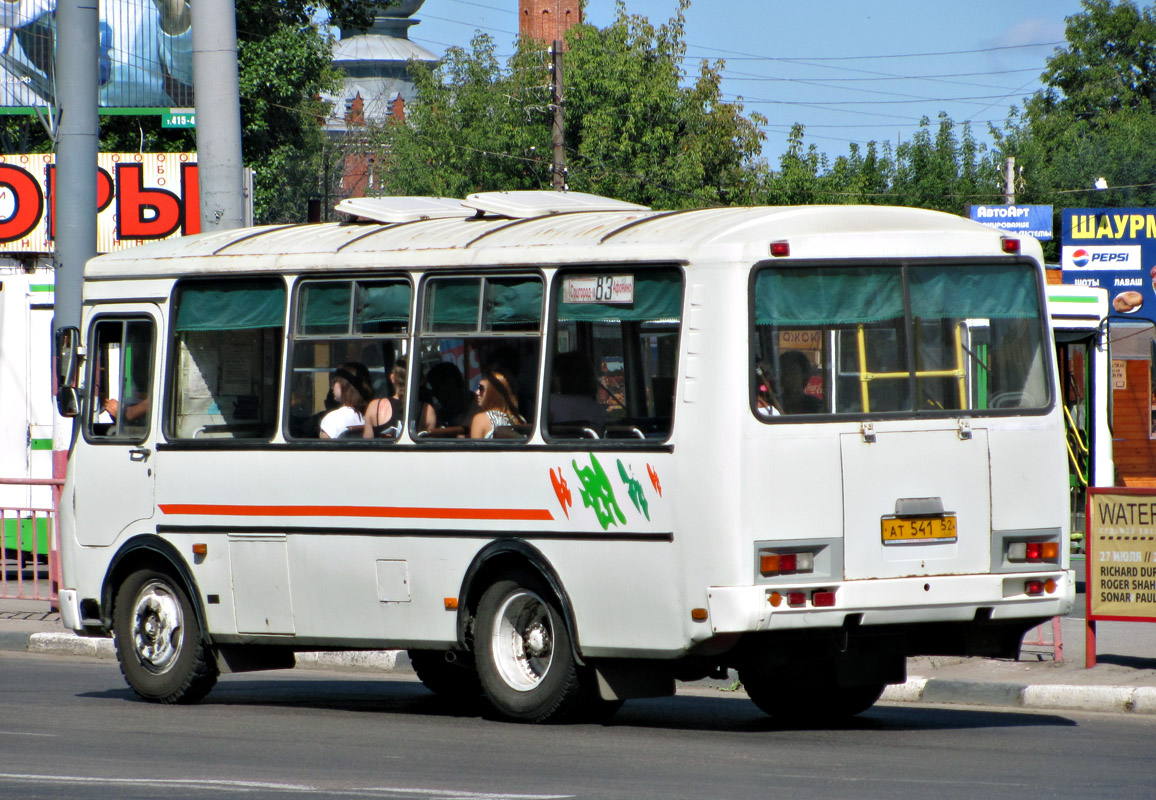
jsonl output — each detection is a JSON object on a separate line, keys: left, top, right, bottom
{"left": 469, "top": 365, "right": 525, "bottom": 439}
{"left": 363, "top": 358, "right": 406, "bottom": 438}
{"left": 319, "top": 362, "right": 373, "bottom": 439}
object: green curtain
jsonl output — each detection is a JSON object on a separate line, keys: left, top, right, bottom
{"left": 425, "top": 279, "right": 481, "bottom": 329}
{"left": 357, "top": 281, "right": 412, "bottom": 325}
{"left": 909, "top": 265, "right": 1039, "bottom": 320}
{"left": 557, "top": 270, "right": 683, "bottom": 322}
{"left": 175, "top": 280, "right": 286, "bottom": 331}
{"left": 754, "top": 268, "right": 903, "bottom": 326}
{"left": 298, "top": 282, "right": 349, "bottom": 334}
{"left": 487, "top": 280, "right": 543, "bottom": 326}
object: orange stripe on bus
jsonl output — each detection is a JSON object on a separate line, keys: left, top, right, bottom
{"left": 158, "top": 504, "right": 554, "bottom": 522}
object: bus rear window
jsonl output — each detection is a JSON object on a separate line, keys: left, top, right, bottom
{"left": 547, "top": 268, "right": 683, "bottom": 441}
{"left": 752, "top": 263, "right": 1051, "bottom": 418}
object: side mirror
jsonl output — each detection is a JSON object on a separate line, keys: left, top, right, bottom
{"left": 57, "top": 386, "right": 81, "bottom": 418}
{"left": 55, "top": 326, "right": 80, "bottom": 389}
{"left": 55, "top": 327, "right": 81, "bottom": 418}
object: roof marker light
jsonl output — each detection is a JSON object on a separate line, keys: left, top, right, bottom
{"left": 1002, "top": 237, "right": 1020, "bottom": 254}
{"left": 770, "top": 241, "right": 790, "bottom": 257}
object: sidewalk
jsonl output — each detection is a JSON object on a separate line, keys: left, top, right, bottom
{"left": 3, "top": 609, "right": 1155, "bottom": 715}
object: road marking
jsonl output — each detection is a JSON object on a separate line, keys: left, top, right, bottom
{"left": 0, "top": 773, "right": 573, "bottom": 799}
{"left": 0, "top": 731, "right": 54, "bottom": 737}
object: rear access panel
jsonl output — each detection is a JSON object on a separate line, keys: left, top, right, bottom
{"left": 841, "top": 429, "right": 991, "bottom": 580}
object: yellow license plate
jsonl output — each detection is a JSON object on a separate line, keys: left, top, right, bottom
{"left": 881, "top": 515, "right": 957, "bottom": 543}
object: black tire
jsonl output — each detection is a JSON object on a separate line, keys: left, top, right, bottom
{"left": 740, "top": 664, "right": 884, "bottom": 722}
{"left": 474, "top": 570, "right": 582, "bottom": 723}
{"left": 113, "top": 567, "right": 218, "bottom": 704}
{"left": 408, "top": 650, "right": 483, "bottom": 699}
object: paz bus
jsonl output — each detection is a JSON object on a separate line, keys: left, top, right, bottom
{"left": 54, "top": 192, "right": 1073, "bottom": 723}
{"left": 1046, "top": 285, "right": 1113, "bottom": 549}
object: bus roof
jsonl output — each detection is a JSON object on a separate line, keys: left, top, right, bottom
{"left": 88, "top": 198, "right": 1041, "bottom": 280}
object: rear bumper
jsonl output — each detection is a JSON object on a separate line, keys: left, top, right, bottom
{"left": 707, "top": 569, "right": 1074, "bottom": 634}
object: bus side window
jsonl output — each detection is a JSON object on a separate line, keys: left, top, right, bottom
{"left": 287, "top": 278, "right": 411, "bottom": 441}
{"left": 415, "top": 275, "right": 542, "bottom": 442}
{"left": 547, "top": 268, "right": 683, "bottom": 441}
{"left": 169, "top": 279, "right": 286, "bottom": 441}
{"left": 87, "top": 318, "right": 155, "bottom": 441}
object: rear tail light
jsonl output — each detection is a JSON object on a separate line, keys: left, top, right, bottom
{"left": 768, "top": 589, "right": 836, "bottom": 608}
{"left": 1025, "top": 580, "right": 1044, "bottom": 596}
{"left": 1007, "top": 539, "right": 1060, "bottom": 563}
{"left": 760, "top": 551, "right": 814, "bottom": 576}
{"left": 811, "top": 590, "right": 836, "bottom": 607}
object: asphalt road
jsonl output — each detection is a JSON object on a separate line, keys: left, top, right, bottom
{"left": 1, "top": 650, "right": 1153, "bottom": 800}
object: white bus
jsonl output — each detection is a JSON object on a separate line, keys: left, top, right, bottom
{"left": 55, "top": 192, "right": 1073, "bottom": 723}
{"left": 1046, "top": 285, "right": 1113, "bottom": 547}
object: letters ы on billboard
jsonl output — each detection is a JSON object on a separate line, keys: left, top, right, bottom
{"left": 0, "top": 153, "right": 199, "bottom": 254}
{"left": 1062, "top": 209, "right": 1156, "bottom": 320}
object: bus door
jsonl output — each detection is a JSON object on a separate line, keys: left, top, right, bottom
{"left": 1054, "top": 329, "right": 1096, "bottom": 544}
{"left": 74, "top": 308, "right": 160, "bottom": 547}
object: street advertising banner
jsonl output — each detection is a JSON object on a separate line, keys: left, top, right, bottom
{"left": 0, "top": 0, "right": 193, "bottom": 110}
{"left": 1086, "top": 489, "right": 1156, "bottom": 622}
{"left": 969, "top": 204, "right": 1053, "bottom": 240}
{"left": 1062, "top": 208, "right": 1156, "bottom": 322}
{"left": 0, "top": 152, "right": 199, "bottom": 254}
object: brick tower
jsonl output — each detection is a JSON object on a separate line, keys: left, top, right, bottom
{"left": 518, "top": 0, "right": 581, "bottom": 44}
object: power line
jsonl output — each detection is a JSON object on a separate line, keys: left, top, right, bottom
{"left": 684, "top": 40, "right": 1066, "bottom": 62}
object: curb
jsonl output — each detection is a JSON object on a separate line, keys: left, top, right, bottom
{"left": 883, "top": 676, "right": 1156, "bottom": 715}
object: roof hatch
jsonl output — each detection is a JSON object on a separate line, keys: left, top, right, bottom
{"left": 335, "top": 196, "right": 473, "bottom": 224}
{"left": 462, "top": 190, "right": 651, "bottom": 219}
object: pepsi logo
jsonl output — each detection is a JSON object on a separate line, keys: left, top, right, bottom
{"left": 1072, "top": 249, "right": 1090, "bottom": 267}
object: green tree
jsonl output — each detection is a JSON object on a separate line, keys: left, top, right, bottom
{"left": 994, "top": 0, "right": 1156, "bottom": 238}
{"left": 376, "top": 0, "right": 767, "bottom": 208}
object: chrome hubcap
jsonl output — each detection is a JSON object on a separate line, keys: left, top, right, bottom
{"left": 491, "top": 590, "right": 554, "bottom": 692}
{"left": 131, "top": 580, "right": 183, "bottom": 673}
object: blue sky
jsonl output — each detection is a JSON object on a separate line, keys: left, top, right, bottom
{"left": 402, "top": 0, "right": 1089, "bottom": 164}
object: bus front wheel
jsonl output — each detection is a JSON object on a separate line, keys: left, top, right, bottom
{"left": 113, "top": 567, "right": 218, "bottom": 704}
{"left": 474, "top": 571, "right": 582, "bottom": 723}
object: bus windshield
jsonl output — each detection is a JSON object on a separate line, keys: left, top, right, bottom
{"left": 752, "top": 262, "right": 1051, "bottom": 418}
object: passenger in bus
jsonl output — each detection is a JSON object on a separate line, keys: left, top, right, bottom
{"left": 469, "top": 365, "right": 525, "bottom": 439}
{"left": 363, "top": 358, "right": 406, "bottom": 438}
{"left": 778, "top": 350, "right": 822, "bottom": 414}
{"left": 754, "top": 361, "right": 783, "bottom": 417}
{"left": 319, "top": 362, "right": 373, "bottom": 439}
{"left": 417, "top": 361, "right": 468, "bottom": 431}
{"left": 549, "top": 351, "right": 607, "bottom": 428}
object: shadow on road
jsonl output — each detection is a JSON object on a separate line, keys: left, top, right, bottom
{"left": 80, "top": 674, "right": 1079, "bottom": 733}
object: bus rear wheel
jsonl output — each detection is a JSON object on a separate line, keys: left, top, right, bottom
{"left": 113, "top": 567, "right": 218, "bottom": 704}
{"left": 475, "top": 571, "right": 582, "bottom": 723}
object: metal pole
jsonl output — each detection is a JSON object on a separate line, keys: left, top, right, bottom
{"left": 192, "top": 0, "right": 246, "bottom": 231}
{"left": 551, "top": 40, "right": 565, "bottom": 191}
{"left": 1004, "top": 156, "right": 1015, "bottom": 205}
{"left": 54, "top": 0, "right": 99, "bottom": 337}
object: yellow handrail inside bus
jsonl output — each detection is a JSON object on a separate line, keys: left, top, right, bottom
{"left": 1062, "top": 403, "right": 1089, "bottom": 487}
{"left": 855, "top": 322, "right": 968, "bottom": 413}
